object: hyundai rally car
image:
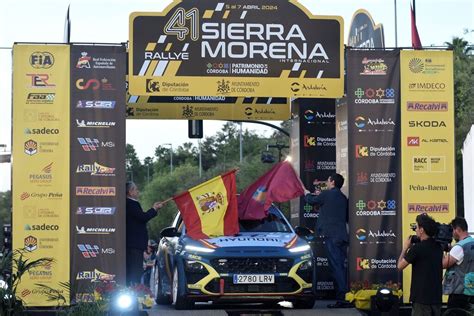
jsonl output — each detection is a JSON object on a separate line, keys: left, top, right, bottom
{"left": 154, "top": 206, "right": 315, "bottom": 309}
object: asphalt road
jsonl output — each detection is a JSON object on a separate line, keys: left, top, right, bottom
{"left": 143, "top": 300, "right": 363, "bottom": 316}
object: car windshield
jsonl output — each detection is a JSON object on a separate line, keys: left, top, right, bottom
{"left": 239, "top": 212, "right": 292, "bottom": 233}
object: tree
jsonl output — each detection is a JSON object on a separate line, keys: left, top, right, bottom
{"left": 126, "top": 144, "right": 145, "bottom": 187}
{"left": 446, "top": 37, "right": 474, "bottom": 214}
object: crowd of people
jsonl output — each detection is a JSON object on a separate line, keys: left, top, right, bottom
{"left": 126, "top": 175, "right": 473, "bottom": 314}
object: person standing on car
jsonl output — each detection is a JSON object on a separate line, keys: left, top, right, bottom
{"left": 126, "top": 181, "right": 162, "bottom": 286}
{"left": 398, "top": 213, "right": 443, "bottom": 316}
{"left": 304, "top": 173, "right": 350, "bottom": 308}
{"left": 442, "top": 217, "right": 474, "bottom": 312}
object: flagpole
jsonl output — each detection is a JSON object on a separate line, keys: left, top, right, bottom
{"left": 394, "top": 0, "right": 398, "bottom": 47}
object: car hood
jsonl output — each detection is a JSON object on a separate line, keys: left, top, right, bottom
{"left": 201, "top": 232, "right": 298, "bottom": 248}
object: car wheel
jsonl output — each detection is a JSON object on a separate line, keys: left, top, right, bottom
{"left": 291, "top": 297, "right": 315, "bottom": 309}
{"left": 171, "top": 265, "right": 194, "bottom": 310}
{"left": 154, "top": 265, "right": 171, "bottom": 305}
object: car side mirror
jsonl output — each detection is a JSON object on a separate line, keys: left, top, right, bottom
{"left": 160, "top": 227, "right": 180, "bottom": 238}
{"left": 295, "top": 226, "right": 314, "bottom": 241}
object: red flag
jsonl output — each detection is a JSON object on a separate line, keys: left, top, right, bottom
{"left": 173, "top": 170, "right": 239, "bottom": 239}
{"left": 238, "top": 162, "right": 305, "bottom": 220}
{"left": 411, "top": 3, "right": 422, "bottom": 49}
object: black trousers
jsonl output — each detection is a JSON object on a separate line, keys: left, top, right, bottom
{"left": 447, "top": 294, "right": 473, "bottom": 311}
{"left": 126, "top": 247, "right": 144, "bottom": 286}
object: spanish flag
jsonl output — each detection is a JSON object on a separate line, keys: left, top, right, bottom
{"left": 173, "top": 170, "right": 239, "bottom": 239}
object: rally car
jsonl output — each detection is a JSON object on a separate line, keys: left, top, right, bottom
{"left": 153, "top": 206, "right": 315, "bottom": 309}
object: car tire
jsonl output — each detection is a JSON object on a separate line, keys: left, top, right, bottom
{"left": 154, "top": 265, "right": 171, "bottom": 305}
{"left": 171, "top": 264, "right": 194, "bottom": 310}
{"left": 291, "top": 297, "right": 316, "bottom": 309}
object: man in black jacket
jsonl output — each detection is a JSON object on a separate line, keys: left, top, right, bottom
{"left": 398, "top": 213, "right": 443, "bottom": 315}
{"left": 304, "top": 173, "right": 350, "bottom": 308}
{"left": 126, "top": 181, "right": 162, "bottom": 286}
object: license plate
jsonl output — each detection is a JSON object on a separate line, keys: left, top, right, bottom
{"left": 233, "top": 274, "right": 274, "bottom": 284}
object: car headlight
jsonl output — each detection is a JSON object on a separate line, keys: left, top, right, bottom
{"left": 289, "top": 244, "right": 311, "bottom": 253}
{"left": 185, "top": 245, "right": 215, "bottom": 253}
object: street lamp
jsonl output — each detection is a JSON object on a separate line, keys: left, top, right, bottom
{"left": 163, "top": 143, "right": 173, "bottom": 173}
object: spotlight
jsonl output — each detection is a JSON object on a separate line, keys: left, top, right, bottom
{"left": 371, "top": 287, "right": 399, "bottom": 315}
{"left": 109, "top": 291, "right": 138, "bottom": 315}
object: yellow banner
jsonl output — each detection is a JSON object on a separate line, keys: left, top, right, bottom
{"left": 400, "top": 50, "right": 455, "bottom": 303}
{"left": 12, "top": 45, "right": 70, "bottom": 306}
{"left": 126, "top": 94, "right": 290, "bottom": 120}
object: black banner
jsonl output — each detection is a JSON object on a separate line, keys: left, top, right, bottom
{"left": 346, "top": 50, "right": 401, "bottom": 289}
{"left": 129, "top": 0, "right": 343, "bottom": 97}
{"left": 70, "top": 45, "right": 126, "bottom": 301}
{"left": 295, "top": 98, "right": 336, "bottom": 297}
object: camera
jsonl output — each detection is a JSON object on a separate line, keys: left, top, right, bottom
{"left": 410, "top": 222, "right": 453, "bottom": 251}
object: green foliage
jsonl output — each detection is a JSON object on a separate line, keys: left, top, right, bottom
{"left": 0, "top": 249, "right": 54, "bottom": 316}
{"left": 446, "top": 37, "right": 474, "bottom": 213}
{"left": 141, "top": 164, "right": 202, "bottom": 240}
{"left": 0, "top": 191, "right": 11, "bottom": 249}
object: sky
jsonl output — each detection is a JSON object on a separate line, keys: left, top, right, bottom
{"left": 0, "top": 0, "right": 472, "bottom": 191}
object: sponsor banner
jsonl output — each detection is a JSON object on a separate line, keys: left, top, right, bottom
{"left": 70, "top": 45, "right": 126, "bottom": 298}
{"left": 296, "top": 98, "right": 336, "bottom": 298}
{"left": 400, "top": 50, "right": 455, "bottom": 302}
{"left": 126, "top": 93, "right": 290, "bottom": 120}
{"left": 12, "top": 44, "right": 70, "bottom": 306}
{"left": 347, "top": 9, "right": 384, "bottom": 48}
{"left": 347, "top": 50, "right": 401, "bottom": 289}
{"left": 336, "top": 97, "right": 349, "bottom": 197}
{"left": 129, "top": 0, "right": 343, "bottom": 98}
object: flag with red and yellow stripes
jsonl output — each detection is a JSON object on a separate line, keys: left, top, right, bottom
{"left": 173, "top": 170, "right": 239, "bottom": 239}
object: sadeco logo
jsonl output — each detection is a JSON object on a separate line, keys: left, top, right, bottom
{"left": 24, "top": 127, "right": 59, "bottom": 135}
{"left": 30, "top": 52, "right": 54, "bottom": 69}
{"left": 24, "top": 223, "right": 59, "bottom": 231}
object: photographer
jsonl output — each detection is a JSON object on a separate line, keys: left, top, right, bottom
{"left": 442, "top": 217, "right": 474, "bottom": 312}
{"left": 397, "top": 214, "right": 443, "bottom": 316}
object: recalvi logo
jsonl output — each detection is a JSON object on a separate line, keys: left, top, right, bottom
{"left": 76, "top": 186, "right": 116, "bottom": 196}
{"left": 408, "top": 203, "right": 449, "bottom": 213}
{"left": 407, "top": 101, "right": 448, "bottom": 111}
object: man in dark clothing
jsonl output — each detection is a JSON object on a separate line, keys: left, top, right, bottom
{"left": 442, "top": 217, "right": 474, "bottom": 313}
{"left": 126, "top": 181, "right": 162, "bottom": 286}
{"left": 304, "top": 173, "right": 350, "bottom": 308}
{"left": 398, "top": 213, "right": 443, "bottom": 316}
